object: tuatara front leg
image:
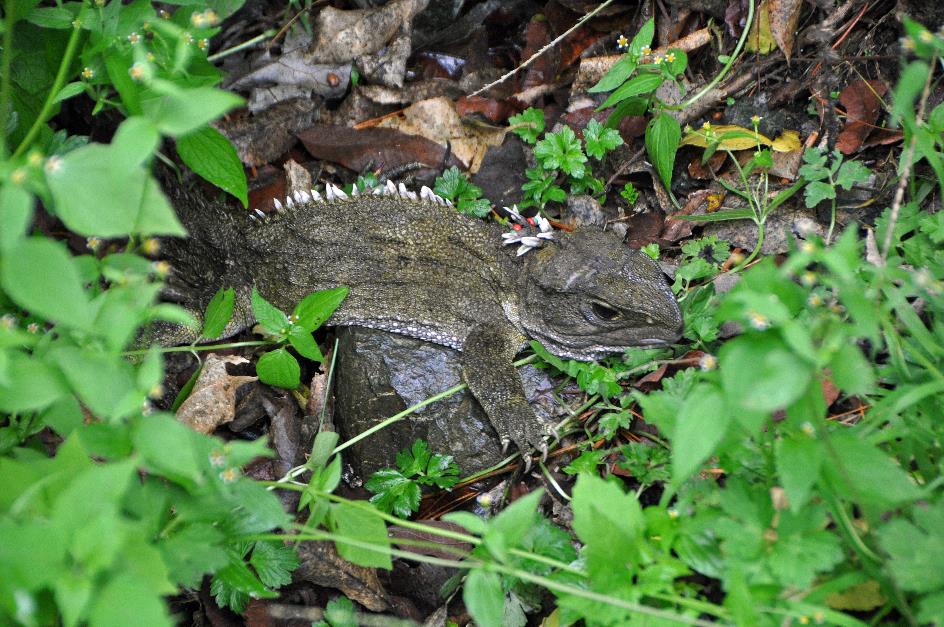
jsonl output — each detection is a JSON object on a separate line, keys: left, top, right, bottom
{"left": 461, "top": 323, "right": 552, "bottom": 459}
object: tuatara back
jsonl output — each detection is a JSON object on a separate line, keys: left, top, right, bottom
{"left": 161, "top": 184, "right": 683, "bottom": 454}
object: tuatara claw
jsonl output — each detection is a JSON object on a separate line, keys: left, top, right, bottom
{"left": 500, "top": 437, "right": 512, "bottom": 455}
{"left": 538, "top": 439, "right": 549, "bottom": 463}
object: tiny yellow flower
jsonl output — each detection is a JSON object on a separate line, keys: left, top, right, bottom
{"left": 801, "top": 422, "right": 815, "bottom": 436}
{"left": 747, "top": 310, "right": 770, "bottom": 331}
{"left": 751, "top": 114, "right": 762, "bottom": 125}
{"left": 919, "top": 29, "right": 934, "bottom": 43}
{"left": 616, "top": 34, "right": 629, "bottom": 49}
{"left": 220, "top": 468, "right": 239, "bottom": 483}
{"left": 209, "top": 450, "right": 227, "bottom": 467}
{"left": 198, "top": 38, "right": 209, "bottom": 50}
{"left": 27, "top": 151, "right": 43, "bottom": 167}
{"left": 799, "top": 616, "right": 810, "bottom": 625}
{"left": 800, "top": 241, "right": 817, "bottom": 254}
{"left": 668, "top": 508, "right": 680, "bottom": 519}
{"left": 71, "top": 18, "right": 81, "bottom": 28}
{"left": 914, "top": 268, "right": 932, "bottom": 287}
{"left": 141, "top": 238, "right": 161, "bottom": 256}
{"left": 204, "top": 10, "right": 219, "bottom": 25}
{"left": 82, "top": 67, "right": 95, "bottom": 80}
{"left": 94, "top": 0, "right": 105, "bottom": 6}
{"left": 807, "top": 293, "right": 823, "bottom": 307}
{"left": 683, "top": 124, "right": 693, "bottom": 134}
{"left": 0, "top": 315, "right": 16, "bottom": 330}
{"left": 86, "top": 237, "right": 102, "bottom": 252}
{"left": 801, "top": 271, "right": 817, "bottom": 286}
{"left": 129, "top": 62, "right": 147, "bottom": 81}
{"left": 158, "top": 9, "right": 171, "bottom": 19}
{"left": 665, "top": 52, "right": 676, "bottom": 63}
{"left": 148, "top": 384, "right": 165, "bottom": 399}
{"left": 127, "top": 32, "right": 140, "bottom": 44}
{"left": 183, "top": 32, "right": 194, "bottom": 45}
{"left": 152, "top": 260, "right": 171, "bottom": 276}
{"left": 829, "top": 302, "right": 844, "bottom": 315}
{"left": 902, "top": 37, "right": 915, "bottom": 50}
{"left": 27, "top": 322, "right": 39, "bottom": 334}
{"left": 640, "top": 45, "right": 652, "bottom": 55}
{"left": 288, "top": 313, "right": 299, "bottom": 324}
{"left": 191, "top": 12, "right": 206, "bottom": 27}
{"left": 653, "top": 55, "right": 663, "bottom": 64}
{"left": 10, "top": 168, "right": 26, "bottom": 185}
{"left": 702, "top": 121, "right": 712, "bottom": 130}
{"left": 146, "top": 52, "right": 156, "bottom": 62}
{"left": 698, "top": 354, "right": 717, "bottom": 371}
{"left": 813, "top": 611, "right": 825, "bottom": 624}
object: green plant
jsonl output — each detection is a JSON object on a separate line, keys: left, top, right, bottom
{"left": 509, "top": 108, "right": 623, "bottom": 209}
{"left": 365, "top": 439, "right": 460, "bottom": 518}
{"left": 433, "top": 166, "right": 492, "bottom": 217}
{"left": 798, "top": 148, "right": 872, "bottom": 244}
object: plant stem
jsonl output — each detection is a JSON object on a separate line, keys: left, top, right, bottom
{"left": 122, "top": 339, "right": 272, "bottom": 357}
{"left": 12, "top": 21, "right": 83, "bottom": 159}
{"left": 0, "top": 6, "right": 15, "bottom": 157}
{"left": 679, "top": 0, "right": 755, "bottom": 110}
{"left": 207, "top": 29, "right": 276, "bottom": 62}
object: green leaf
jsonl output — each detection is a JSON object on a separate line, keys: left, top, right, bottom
{"left": 251, "top": 287, "right": 290, "bottom": 336}
{"left": 0, "top": 185, "right": 33, "bottom": 253}
{"left": 329, "top": 502, "right": 392, "bottom": 569}
{"left": 47, "top": 143, "right": 185, "bottom": 237}
{"left": 597, "top": 72, "right": 663, "bottom": 110}
{"left": 202, "top": 287, "right": 236, "bottom": 339}
{"left": 571, "top": 473, "right": 644, "bottom": 585}
{"left": 0, "top": 351, "right": 69, "bottom": 413}
{"left": 25, "top": 5, "right": 75, "bottom": 28}
{"left": 288, "top": 326, "right": 324, "bottom": 362}
{"left": 88, "top": 576, "right": 172, "bottom": 627}
{"left": 324, "top": 596, "right": 358, "bottom": 627}
{"left": 877, "top": 500, "right": 944, "bottom": 593}
{"left": 534, "top": 126, "right": 587, "bottom": 177}
{"left": 365, "top": 469, "right": 421, "bottom": 518}
{"left": 1, "top": 238, "right": 91, "bottom": 330}
{"left": 485, "top": 489, "right": 543, "bottom": 559}
{"left": 589, "top": 18, "right": 654, "bottom": 93}
{"left": 176, "top": 126, "right": 248, "bottom": 207}
{"left": 583, "top": 118, "right": 623, "bottom": 159}
{"left": 111, "top": 116, "right": 160, "bottom": 170}
{"left": 132, "top": 414, "right": 204, "bottom": 487}
{"left": 835, "top": 159, "right": 871, "bottom": 190}
{"left": 143, "top": 84, "right": 244, "bottom": 137}
{"left": 719, "top": 334, "right": 813, "bottom": 413}
{"left": 159, "top": 523, "right": 228, "bottom": 588}
{"left": 645, "top": 113, "right": 681, "bottom": 191}
{"left": 674, "top": 208, "right": 756, "bottom": 222}
{"left": 52, "top": 347, "right": 140, "bottom": 420}
{"left": 53, "top": 81, "right": 86, "bottom": 103}
{"left": 803, "top": 180, "right": 836, "bottom": 207}
{"left": 250, "top": 541, "right": 299, "bottom": 589}
{"left": 829, "top": 342, "right": 875, "bottom": 395}
{"left": 293, "top": 286, "right": 348, "bottom": 332}
{"left": 672, "top": 383, "right": 729, "bottom": 483}
{"left": 508, "top": 107, "right": 545, "bottom": 144}
{"left": 464, "top": 570, "right": 504, "bottom": 627}
{"left": 823, "top": 431, "right": 922, "bottom": 507}
{"left": 256, "top": 349, "right": 300, "bottom": 389}
{"left": 775, "top": 435, "right": 823, "bottom": 512}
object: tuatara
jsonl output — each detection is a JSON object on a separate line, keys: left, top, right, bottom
{"left": 161, "top": 181, "right": 683, "bottom": 454}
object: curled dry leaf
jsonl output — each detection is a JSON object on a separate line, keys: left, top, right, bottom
{"left": 768, "top": 0, "right": 803, "bottom": 60}
{"left": 176, "top": 354, "right": 257, "bottom": 434}
{"left": 837, "top": 79, "right": 888, "bottom": 154}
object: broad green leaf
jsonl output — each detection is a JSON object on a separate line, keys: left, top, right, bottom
{"left": 88, "top": 576, "right": 172, "bottom": 627}
{"left": 53, "top": 347, "right": 140, "bottom": 420}
{"left": 256, "top": 349, "right": 300, "bottom": 389}
{"left": 1, "top": 238, "right": 91, "bottom": 330}
{"left": 132, "top": 414, "right": 204, "bottom": 487}
{"left": 104, "top": 53, "right": 142, "bottom": 116}
{"left": 159, "top": 523, "right": 228, "bottom": 588}
{"left": 672, "top": 383, "right": 729, "bottom": 483}
{"left": 288, "top": 327, "right": 324, "bottom": 362}
{"left": 54, "top": 81, "right": 86, "bottom": 103}
{"left": 464, "top": 570, "right": 504, "bottom": 627}
{"left": 0, "top": 350, "right": 69, "bottom": 412}
{"left": 202, "top": 287, "right": 235, "bottom": 339}
{"left": 111, "top": 116, "right": 160, "bottom": 170}
{"left": 829, "top": 343, "right": 876, "bottom": 395}
{"left": 674, "top": 208, "right": 756, "bottom": 222}
{"left": 250, "top": 541, "right": 299, "bottom": 588}
{"left": 589, "top": 18, "right": 654, "bottom": 93}
{"left": 597, "top": 72, "right": 663, "bottom": 110}
{"left": 877, "top": 500, "right": 944, "bottom": 593}
{"left": 775, "top": 435, "right": 823, "bottom": 512}
{"left": 719, "top": 334, "right": 813, "bottom": 413}
{"left": 293, "top": 286, "right": 348, "bottom": 332}
{"left": 0, "top": 184, "right": 34, "bottom": 253}
{"left": 143, "top": 84, "right": 244, "bottom": 137}
{"left": 571, "top": 473, "right": 643, "bottom": 583}
{"left": 25, "top": 5, "right": 74, "bottom": 28}
{"left": 329, "top": 502, "right": 392, "bottom": 569}
{"left": 483, "top": 489, "right": 542, "bottom": 559}
{"left": 645, "top": 113, "right": 681, "bottom": 192}
{"left": 47, "top": 143, "right": 185, "bottom": 237}
{"left": 176, "top": 126, "right": 248, "bottom": 207}
{"left": 823, "top": 431, "right": 922, "bottom": 507}
{"left": 251, "top": 287, "right": 290, "bottom": 335}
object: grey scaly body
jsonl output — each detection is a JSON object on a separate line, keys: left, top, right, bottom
{"left": 161, "top": 182, "right": 684, "bottom": 453}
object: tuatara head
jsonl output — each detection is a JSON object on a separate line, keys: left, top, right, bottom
{"left": 519, "top": 228, "right": 683, "bottom": 360}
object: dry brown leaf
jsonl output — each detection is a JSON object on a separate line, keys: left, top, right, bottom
{"left": 768, "top": 0, "right": 803, "bottom": 60}
{"left": 837, "top": 79, "right": 888, "bottom": 154}
{"left": 307, "top": 0, "right": 429, "bottom": 64}
{"left": 374, "top": 96, "right": 506, "bottom": 172}
{"left": 176, "top": 355, "right": 256, "bottom": 434}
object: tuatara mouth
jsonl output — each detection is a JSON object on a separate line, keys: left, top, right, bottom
{"left": 527, "top": 329, "right": 681, "bottom": 362}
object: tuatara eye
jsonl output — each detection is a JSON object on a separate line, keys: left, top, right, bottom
{"left": 590, "top": 300, "right": 621, "bottom": 321}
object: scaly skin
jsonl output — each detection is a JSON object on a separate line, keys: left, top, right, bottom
{"left": 160, "top": 185, "right": 684, "bottom": 454}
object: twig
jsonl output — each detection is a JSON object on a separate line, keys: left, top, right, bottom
{"left": 470, "top": 0, "right": 617, "bottom": 97}
{"left": 207, "top": 29, "right": 277, "bottom": 62}
{"left": 880, "top": 54, "right": 937, "bottom": 261}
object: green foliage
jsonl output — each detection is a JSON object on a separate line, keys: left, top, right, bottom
{"left": 508, "top": 107, "right": 545, "bottom": 144}
{"left": 365, "top": 440, "right": 460, "bottom": 518}
{"left": 314, "top": 596, "right": 358, "bottom": 627}
{"left": 619, "top": 181, "right": 639, "bottom": 206}
{"left": 798, "top": 148, "right": 872, "bottom": 242}
{"left": 244, "top": 286, "right": 348, "bottom": 389}
{"left": 434, "top": 166, "right": 492, "bottom": 218}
